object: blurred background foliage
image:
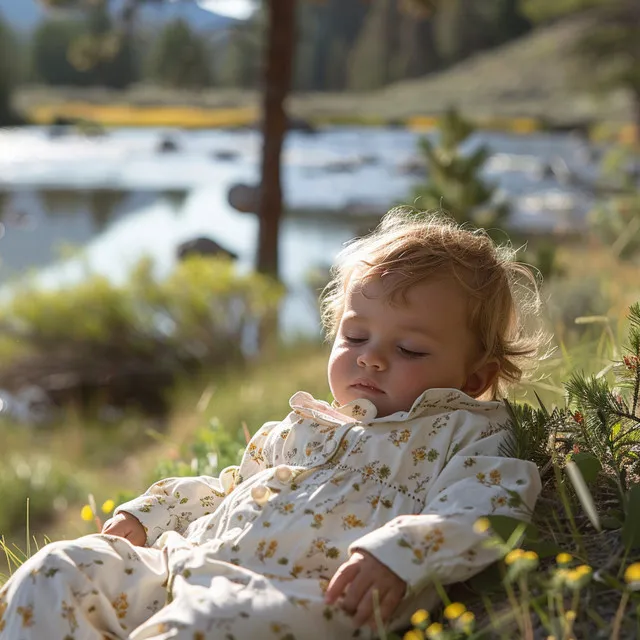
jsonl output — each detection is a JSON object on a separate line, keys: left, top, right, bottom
{"left": 0, "top": 256, "right": 282, "bottom": 418}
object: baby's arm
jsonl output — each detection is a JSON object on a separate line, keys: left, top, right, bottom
{"left": 112, "top": 420, "right": 281, "bottom": 546}
{"left": 348, "top": 431, "right": 542, "bottom": 602}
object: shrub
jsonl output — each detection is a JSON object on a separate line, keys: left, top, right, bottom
{"left": 0, "top": 257, "right": 283, "bottom": 420}
{"left": 0, "top": 454, "right": 83, "bottom": 538}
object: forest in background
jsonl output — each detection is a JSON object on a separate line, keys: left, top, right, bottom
{"left": 1, "top": 0, "right": 533, "bottom": 94}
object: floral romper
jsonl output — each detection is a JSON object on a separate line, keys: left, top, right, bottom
{"left": 0, "top": 389, "right": 541, "bottom": 640}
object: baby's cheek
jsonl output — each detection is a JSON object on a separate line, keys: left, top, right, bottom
{"left": 328, "top": 351, "right": 349, "bottom": 393}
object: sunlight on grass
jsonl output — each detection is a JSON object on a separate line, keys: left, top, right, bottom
{"left": 27, "top": 103, "right": 259, "bottom": 128}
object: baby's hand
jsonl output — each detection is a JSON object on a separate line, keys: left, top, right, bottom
{"left": 101, "top": 511, "right": 146, "bottom": 547}
{"left": 325, "top": 550, "right": 406, "bottom": 630}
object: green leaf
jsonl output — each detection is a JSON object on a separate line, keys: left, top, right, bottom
{"left": 486, "top": 515, "right": 539, "bottom": 543}
{"left": 623, "top": 485, "right": 640, "bottom": 550}
{"left": 570, "top": 452, "right": 602, "bottom": 484}
{"left": 467, "top": 563, "right": 504, "bottom": 594}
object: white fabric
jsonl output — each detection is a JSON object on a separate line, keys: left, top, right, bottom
{"left": 0, "top": 389, "right": 541, "bottom": 639}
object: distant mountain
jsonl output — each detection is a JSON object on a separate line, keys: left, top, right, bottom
{"left": 0, "top": 0, "right": 239, "bottom": 32}
{"left": 116, "top": 0, "right": 240, "bottom": 32}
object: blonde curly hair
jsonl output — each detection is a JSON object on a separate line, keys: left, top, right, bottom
{"left": 320, "top": 207, "right": 545, "bottom": 399}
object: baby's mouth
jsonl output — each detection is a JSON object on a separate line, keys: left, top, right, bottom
{"left": 351, "top": 381, "right": 385, "bottom": 394}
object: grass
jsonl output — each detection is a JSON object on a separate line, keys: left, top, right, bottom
{"left": 0, "top": 339, "right": 332, "bottom": 547}
{"left": 3, "top": 243, "right": 640, "bottom": 637}
{"left": 27, "top": 102, "right": 259, "bottom": 129}
{"left": 22, "top": 100, "right": 553, "bottom": 135}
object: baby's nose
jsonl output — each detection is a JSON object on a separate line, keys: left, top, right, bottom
{"left": 356, "top": 349, "right": 386, "bottom": 370}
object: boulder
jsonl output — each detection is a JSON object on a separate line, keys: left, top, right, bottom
{"left": 228, "top": 182, "right": 259, "bottom": 214}
{"left": 177, "top": 236, "right": 238, "bottom": 261}
{"left": 157, "top": 136, "right": 180, "bottom": 154}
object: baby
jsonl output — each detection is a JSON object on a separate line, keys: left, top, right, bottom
{"left": 0, "top": 209, "right": 543, "bottom": 640}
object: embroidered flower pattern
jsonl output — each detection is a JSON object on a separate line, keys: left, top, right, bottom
{"left": 0, "top": 391, "right": 538, "bottom": 637}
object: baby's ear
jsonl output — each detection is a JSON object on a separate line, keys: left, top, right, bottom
{"left": 462, "top": 360, "right": 500, "bottom": 398}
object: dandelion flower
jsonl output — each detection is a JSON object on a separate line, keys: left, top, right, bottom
{"left": 443, "top": 602, "right": 466, "bottom": 620}
{"left": 403, "top": 631, "right": 424, "bottom": 640}
{"left": 101, "top": 499, "right": 116, "bottom": 514}
{"left": 624, "top": 563, "right": 640, "bottom": 590}
{"left": 80, "top": 505, "right": 94, "bottom": 522}
{"left": 410, "top": 609, "right": 429, "bottom": 627}
{"left": 556, "top": 553, "right": 573, "bottom": 566}
{"left": 565, "top": 610, "right": 576, "bottom": 622}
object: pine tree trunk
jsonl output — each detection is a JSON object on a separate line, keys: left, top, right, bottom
{"left": 257, "top": 0, "right": 296, "bottom": 278}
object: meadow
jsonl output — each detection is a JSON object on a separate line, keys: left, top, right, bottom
{"left": 2, "top": 237, "right": 640, "bottom": 638}
{"left": 18, "top": 98, "right": 638, "bottom": 144}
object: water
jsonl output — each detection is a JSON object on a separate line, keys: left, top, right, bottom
{"left": 0, "top": 125, "right": 604, "bottom": 337}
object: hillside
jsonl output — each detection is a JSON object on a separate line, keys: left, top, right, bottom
{"left": 291, "top": 15, "right": 633, "bottom": 126}
{"left": 13, "top": 14, "right": 637, "bottom": 128}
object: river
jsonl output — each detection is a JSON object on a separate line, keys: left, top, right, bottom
{"left": 0, "top": 125, "right": 603, "bottom": 337}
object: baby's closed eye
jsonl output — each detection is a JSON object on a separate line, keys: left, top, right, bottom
{"left": 398, "top": 346, "right": 429, "bottom": 358}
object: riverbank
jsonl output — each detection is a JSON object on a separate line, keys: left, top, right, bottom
{"left": 11, "top": 15, "right": 639, "bottom": 142}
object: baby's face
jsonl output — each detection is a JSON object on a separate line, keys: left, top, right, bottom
{"left": 328, "top": 277, "right": 487, "bottom": 418}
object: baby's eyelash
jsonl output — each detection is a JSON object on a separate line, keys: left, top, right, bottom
{"left": 399, "top": 347, "right": 428, "bottom": 358}
{"left": 344, "top": 336, "right": 366, "bottom": 344}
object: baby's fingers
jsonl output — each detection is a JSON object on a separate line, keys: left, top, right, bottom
{"left": 325, "top": 561, "right": 357, "bottom": 604}
{"left": 101, "top": 518, "right": 117, "bottom": 533}
{"left": 367, "top": 589, "right": 404, "bottom": 631}
{"left": 102, "top": 518, "right": 130, "bottom": 537}
{"left": 352, "top": 586, "right": 376, "bottom": 628}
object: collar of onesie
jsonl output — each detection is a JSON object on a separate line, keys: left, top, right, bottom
{"left": 288, "top": 388, "right": 503, "bottom": 426}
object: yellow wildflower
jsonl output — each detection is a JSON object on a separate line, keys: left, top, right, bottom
{"left": 505, "top": 548, "right": 538, "bottom": 569}
{"left": 551, "top": 567, "right": 569, "bottom": 589}
{"left": 565, "top": 610, "right": 576, "bottom": 622}
{"left": 624, "top": 563, "right": 640, "bottom": 590}
{"left": 404, "top": 631, "right": 424, "bottom": 640}
{"left": 101, "top": 499, "right": 116, "bottom": 514}
{"left": 425, "top": 622, "right": 444, "bottom": 639}
{"left": 443, "top": 602, "right": 466, "bottom": 620}
{"left": 504, "top": 549, "right": 525, "bottom": 565}
{"left": 473, "top": 518, "right": 490, "bottom": 534}
{"left": 80, "top": 505, "right": 94, "bottom": 522}
{"left": 556, "top": 552, "right": 573, "bottom": 565}
{"left": 456, "top": 611, "right": 475, "bottom": 633}
{"left": 565, "top": 564, "right": 592, "bottom": 590}
{"left": 410, "top": 609, "right": 429, "bottom": 627}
